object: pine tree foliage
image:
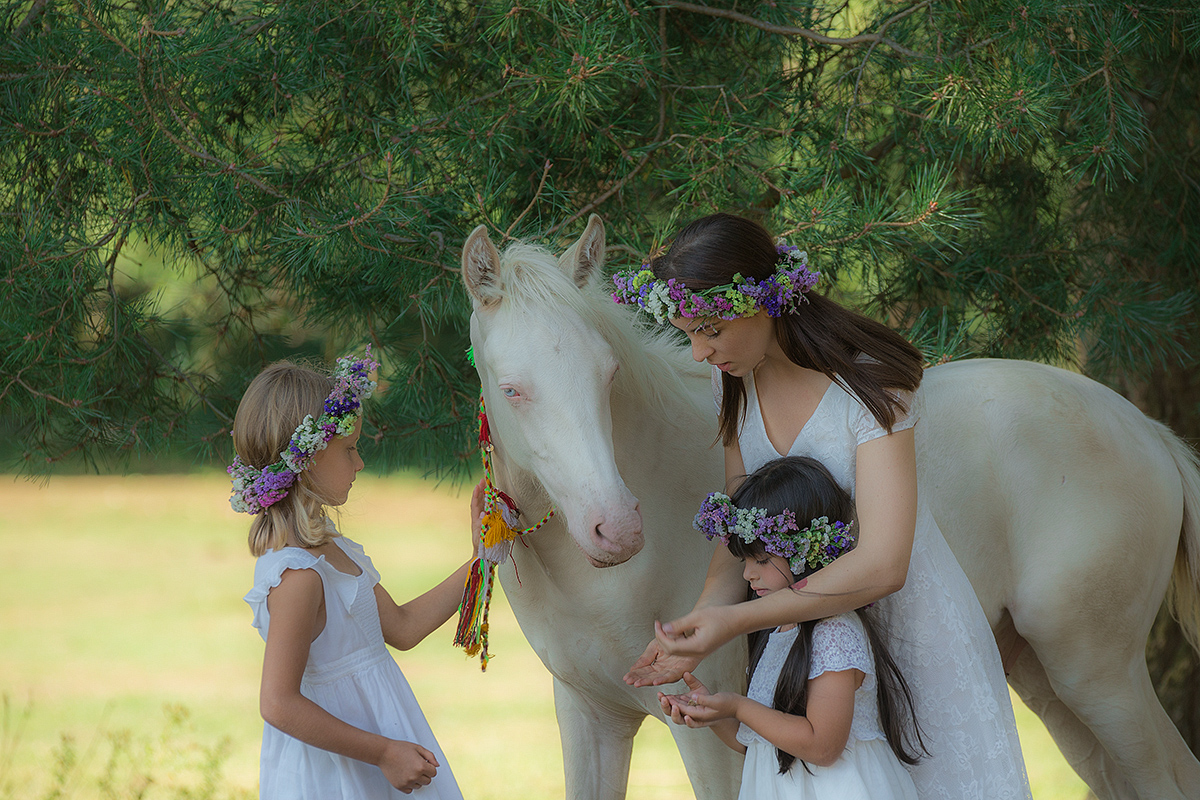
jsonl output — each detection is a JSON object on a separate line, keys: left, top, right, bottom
{"left": 4, "top": 0, "right": 1197, "bottom": 474}
{"left": 4, "top": 0, "right": 1200, "bottom": 763}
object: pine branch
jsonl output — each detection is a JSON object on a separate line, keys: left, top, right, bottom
{"left": 665, "top": 0, "right": 926, "bottom": 58}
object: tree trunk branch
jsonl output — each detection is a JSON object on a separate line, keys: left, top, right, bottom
{"left": 665, "top": 0, "right": 924, "bottom": 58}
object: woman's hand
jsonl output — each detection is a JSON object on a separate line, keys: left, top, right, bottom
{"left": 654, "top": 606, "right": 741, "bottom": 659}
{"left": 624, "top": 638, "right": 701, "bottom": 687}
{"left": 378, "top": 740, "right": 439, "bottom": 794}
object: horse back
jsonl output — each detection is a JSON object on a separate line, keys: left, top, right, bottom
{"left": 916, "top": 358, "right": 1184, "bottom": 628}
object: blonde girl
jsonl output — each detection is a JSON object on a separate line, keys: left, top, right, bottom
{"left": 231, "top": 351, "right": 477, "bottom": 799}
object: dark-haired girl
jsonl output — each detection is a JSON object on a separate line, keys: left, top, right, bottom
{"left": 660, "top": 456, "right": 921, "bottom": 800}
{"left": 615, "top": 213, "right": 1029, "bottom": 798}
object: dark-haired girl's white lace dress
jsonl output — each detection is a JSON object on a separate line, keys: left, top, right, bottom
{"left": 244, "top": 535, "right": 463, "bottom": 799}
{"left": 737, "top": 615, "right": 918, "bottom": 800}
{"left": 724, "top": 370, "right": 1031, "bottom": 800}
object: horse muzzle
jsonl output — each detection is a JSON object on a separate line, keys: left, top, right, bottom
{"left": 575, "top": 502, "right": 643, "bottom": 566}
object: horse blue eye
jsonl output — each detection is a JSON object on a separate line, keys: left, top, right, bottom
{"left": 502, "top": 387, "right": 518, "bottom": 398}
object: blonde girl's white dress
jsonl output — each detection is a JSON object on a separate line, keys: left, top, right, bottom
{"left": 244, "top": 535, "right": 463, "bottom": 800}
{"left": 736, "top": 614, "right": 919, "bottom": 800}
{"left": 722, "top": 369, "right": 1031, "bottom": 800}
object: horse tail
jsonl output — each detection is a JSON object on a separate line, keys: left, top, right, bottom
{"left": 1154, "top": 419, "right": 1200, "bottom": 653}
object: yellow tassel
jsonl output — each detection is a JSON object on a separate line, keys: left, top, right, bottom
{"left": 482, "top": 503, "right": 518, "bottom": 550}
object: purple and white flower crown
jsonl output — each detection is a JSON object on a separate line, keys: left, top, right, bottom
{"left": 610, "top": 240, "right": 820, "bottom": 324}
{"left": 227, "top": 348, "right": 380, "bottom": 515}
{"left": 693, "top": 491, "right": 855, "bottom": 575}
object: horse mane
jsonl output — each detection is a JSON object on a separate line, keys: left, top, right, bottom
{"left": 497, "top": 241, "right": 711, "bottom": 426}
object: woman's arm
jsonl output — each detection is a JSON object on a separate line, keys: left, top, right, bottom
{"left": 260, "top": 569, "right": 439, "bottom": 792}
{"left": 657, "top": 428, "right": 917, "bottom": 657}
{"left": 680, "top": 436, "right": 756, "bottom": 611}
{"left": 622, "top": 441, "right": 752, "bottom": 686}
{"left": 377, "top": 480, "right": 484, "bottom": 651}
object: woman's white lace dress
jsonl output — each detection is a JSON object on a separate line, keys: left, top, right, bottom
{"left": 727, "top": 370, "right": 1031, "bottom": 799}
{"left": 737, "top": 614, "right": 918, "bottom": 800}
{"left": 244, "top": 535, "right": 463, "bottom": 799}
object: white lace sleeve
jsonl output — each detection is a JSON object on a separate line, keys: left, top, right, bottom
{"left": 850, "top": 387, "right": 917, "bottom": 445}
{"left": 809, "top": 614, "right": 874, "bottom": 680}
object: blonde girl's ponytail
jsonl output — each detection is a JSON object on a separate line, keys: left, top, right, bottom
{"left": 232, "top": 362, "right": 337, "bottom": 557}
{"left": 246, "top": 477, "right": 331, "bottom": 556}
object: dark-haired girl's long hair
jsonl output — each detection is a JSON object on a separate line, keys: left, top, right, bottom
{"left": 727, "top": 456, "right": 927, "bottom": 774}
{"left": 741, "top": 604, "right": 926, "bottom": 775}
{"left": 650, "top": 213, "right": 924, "bottom": 447}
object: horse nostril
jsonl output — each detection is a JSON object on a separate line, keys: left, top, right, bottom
{"left": 594, "top": 524, "right": 608, "bottom": 543}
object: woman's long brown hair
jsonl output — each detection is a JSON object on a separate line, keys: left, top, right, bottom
{"left": 651, "top": 213, "right": 923, "bottom": 446}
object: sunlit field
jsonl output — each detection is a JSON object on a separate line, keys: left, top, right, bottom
{"left": 1, "top": 473, "right": 1089, "bottom": 798}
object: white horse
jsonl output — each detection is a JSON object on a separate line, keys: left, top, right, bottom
{"left": 460, "top": 216, "right": 1200, "bottom": 800}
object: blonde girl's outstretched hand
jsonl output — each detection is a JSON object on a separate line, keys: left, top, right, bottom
{"left": 379, "top": 740, "right": 439, "bottom": 794}
{"left": 468, "top": 478, "right": 486, "bottom": 560}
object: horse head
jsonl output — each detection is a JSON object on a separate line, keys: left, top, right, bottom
{"left": 460, "top": 215, "right": 644, "bottom": 568}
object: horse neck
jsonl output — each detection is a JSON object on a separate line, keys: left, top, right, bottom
{"left": 610, "top": 326, "right": 713, "bottom": 454}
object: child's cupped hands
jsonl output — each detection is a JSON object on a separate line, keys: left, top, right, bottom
{"left": 378, "top": 739, "right": 440, "bottom": 794}
{"left": 657, "top": 671, "right": 741, "bottom": 728}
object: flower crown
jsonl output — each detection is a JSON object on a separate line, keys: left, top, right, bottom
{"left": 610, "top": 241, "right": 819, "bottom": 324}
{"left": 693, "top": 491, "right": 855, "bottom": 575}
{"left": 228, "top": 348, "right": 380, "bottom": 515}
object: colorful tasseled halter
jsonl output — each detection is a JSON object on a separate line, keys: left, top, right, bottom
{"left": 454, "top": 394, "right": 555, "bottom": 670}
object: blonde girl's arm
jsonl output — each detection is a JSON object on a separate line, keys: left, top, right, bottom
{"left": 657, "top": 429, "right": 917, "bottom": 657}
{"left": 260, "top": 568, "right": 439, "bottom": 792}
{"left": 376, "top": 479, "right": 485, "bottom": 651}
{"left": 729, "top": 668, "right": 861, "bottom": 767}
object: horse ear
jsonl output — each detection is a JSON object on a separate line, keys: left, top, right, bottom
{"left": 461, "top": 224, "right": 504, "bottom": 307}
{"left": 561, "top": 213, "right": 606, "bottom": 288}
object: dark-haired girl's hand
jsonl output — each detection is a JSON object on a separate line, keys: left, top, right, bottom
{"left": 661, "top": 672, "right": 741, "bottom": 728}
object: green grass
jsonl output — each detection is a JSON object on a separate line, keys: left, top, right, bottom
{"left": 0, "top": 473, "right": 1090, "bottom": 798}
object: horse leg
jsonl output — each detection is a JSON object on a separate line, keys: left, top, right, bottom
{"left": 1010, "top": 603, "right": 1200, "bottom": 799}
{"left": 553, "top": 678, "right": 643, "bottom": 800}
{"left": 1006, "top": 646, "right": 1136, "bottom": 799}
{"left": 656, "top": 709, "right": 742, "bottom": 800}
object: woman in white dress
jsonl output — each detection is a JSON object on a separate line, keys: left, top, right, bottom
{"left": 614, "top": 213, "right": 1030, "bottom": 799}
